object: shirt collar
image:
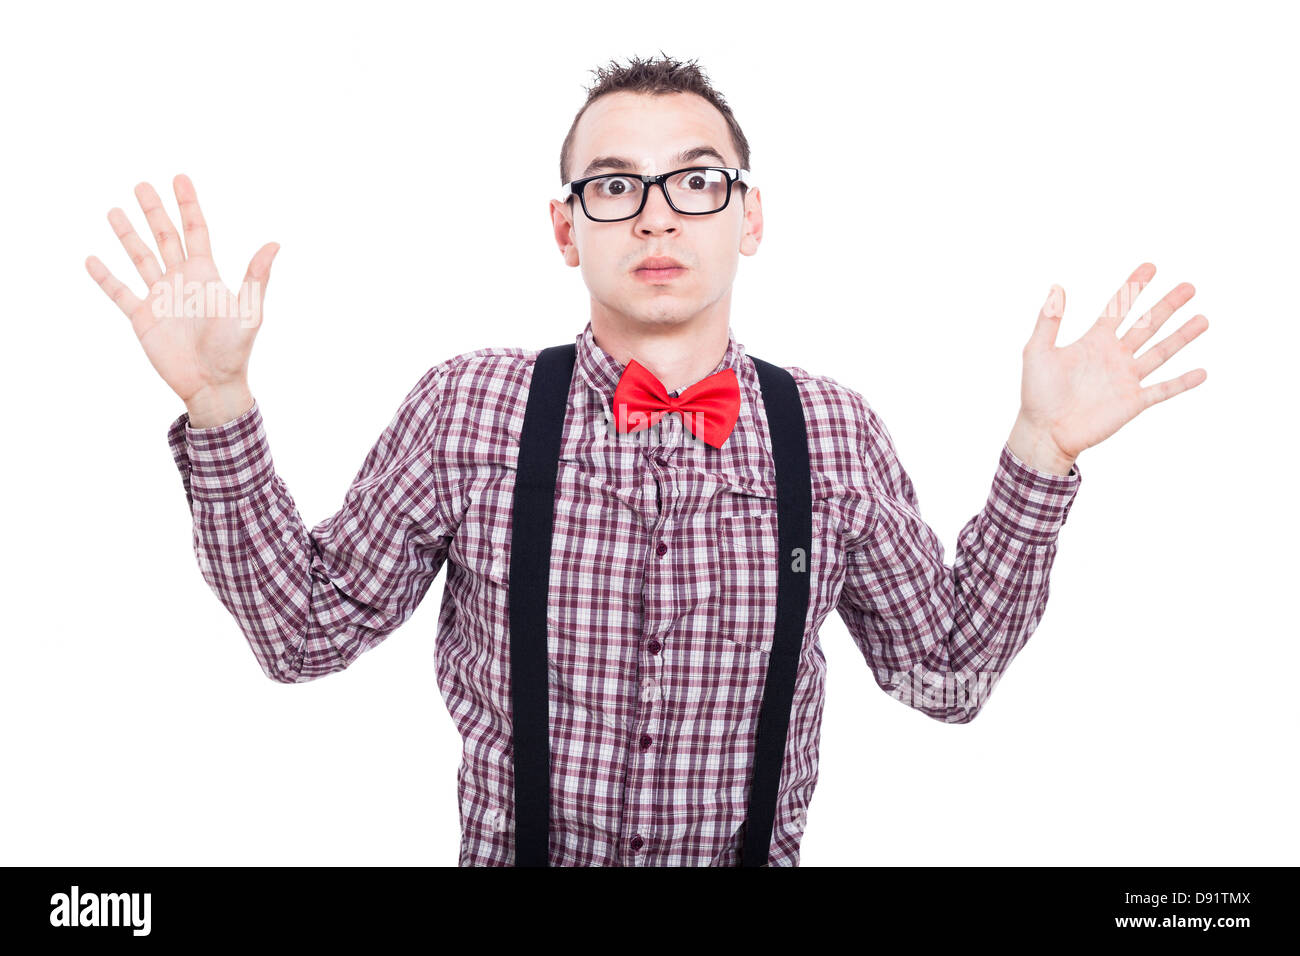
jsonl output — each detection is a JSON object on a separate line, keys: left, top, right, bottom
{"left": 573, "top": 319, "right": 749, "bottom": 409}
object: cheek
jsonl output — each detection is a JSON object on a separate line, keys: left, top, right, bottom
{"left": 698, "top": 245, "right": 738, "bottom": 284}
{"left": 575, "top": 243, "right": 610, "bottom": 278}
{"left": 578, "top": 239, "right": 618, "bottom": 274}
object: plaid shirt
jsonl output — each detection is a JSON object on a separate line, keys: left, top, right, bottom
{"left": 168, "top": 320, "right": 1081, "bottom": 866}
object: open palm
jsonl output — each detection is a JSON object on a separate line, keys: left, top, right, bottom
{"left": 1019, "top": 262, "right": 1209, "bottom": 462}
{"left": 84, "top": 174, "right": 279, "bottom": 406}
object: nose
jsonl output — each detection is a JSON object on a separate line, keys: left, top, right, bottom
{"left": 637, "top": 181, "right": 679, "bottom": 234}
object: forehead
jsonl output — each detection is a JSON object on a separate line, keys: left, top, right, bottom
{"left": 570, "top": 91, "right": 735, "bottom": 177}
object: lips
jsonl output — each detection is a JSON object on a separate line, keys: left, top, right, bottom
{"left": 634, "top": 256, "right": 686, "bottom": 272}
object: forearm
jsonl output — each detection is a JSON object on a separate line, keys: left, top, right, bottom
{"left": 172, "top": 403, "right": 352, "bottom": 682}
{"left": 168, "top": 371, "right": 456, "bottom": 683}
{"left": 841, "top": 443, "right": 1082, "bottom": 723}
{"left": 883, "top": 501, "right": 1065, "bottom": 722}
{"left": 191, "top": 477, "right": 369, "bottom": 683}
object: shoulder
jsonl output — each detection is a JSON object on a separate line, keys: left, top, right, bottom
{"left": 394, "top": 345, "right": 547, "bottom": 420}
{"left": 759, "top": 360, "right": 879, "bottom": 441}
{"left": 402, "top": 346, "right": 557, "bottom": 456}
{"left": 412, "top": 345, "right": 541, "bottom": 397}
{"left": 760, "top": 360, "right": 909, "bottom": 499}
{"left": 785, "top": 365, "right": 870, "bottom": 418}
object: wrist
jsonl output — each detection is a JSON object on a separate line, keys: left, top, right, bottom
{"left": 186, "top": 382, "right": 254, "bottom": 429}
{"left": 1006, "top": 414, "right": 1076, "bottom": 476}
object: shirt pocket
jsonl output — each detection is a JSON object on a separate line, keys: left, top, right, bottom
{"left": 715, "top": 505, "right": 830, "bottom": 655}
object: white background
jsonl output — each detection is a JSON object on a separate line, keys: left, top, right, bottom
{"left": 2, "top": 0, "right": 1295, "bottom": 866}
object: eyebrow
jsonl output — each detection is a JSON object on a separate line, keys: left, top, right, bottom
{"left": 579, "top": 146, "right": 730, "bottom": 179}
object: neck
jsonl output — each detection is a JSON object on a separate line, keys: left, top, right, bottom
{"left": 590, "top": 311, "right": 731, "bottom": 394}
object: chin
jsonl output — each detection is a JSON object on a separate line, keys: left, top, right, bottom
{"left": 635, "top": 309, "right": 698, "bottom": 328}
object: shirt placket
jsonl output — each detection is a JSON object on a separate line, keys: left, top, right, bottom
{"left": 620, "top": 397, "right": 687, "bottom": 865}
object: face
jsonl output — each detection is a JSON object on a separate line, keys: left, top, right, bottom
{"left": 551, "top": 91, "right": 763, "bottom": 332}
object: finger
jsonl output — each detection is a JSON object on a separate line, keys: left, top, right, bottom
{"left": 1140, "top": 367, "right": 1208, "bottom": 410}
{"left": 173, "top": 173, "right": 213, "bottom": 260}
{"left": 1135, "top": 314, "right": 1210, "bottom": 380}
{"left": 85, "top": 255, "right": 143, "bottom": 318}
{"left": 134, "top": 181, "right": 185, "bottom": 269}
{"left": 1026, "top": 284, "right": 1066, "bottom": 352}
{"left": 1097, "top": 261, "right": 1157, "bottom": 332}
{"left": 237, "top": 242, "right": 280, "bottom": 329}
{"left": 107, "top": 207, "right": 163, "bottom": 287}
{"left": 1120, "top": 282, "right": 1196, "bottom": 354}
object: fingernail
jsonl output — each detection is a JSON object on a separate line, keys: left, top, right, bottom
{"left": 1045, "top": 285, "right": 1062, "bottom": 317}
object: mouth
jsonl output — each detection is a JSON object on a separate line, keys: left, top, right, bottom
{"left": 633, "top": 266, "right": 687, "bottom": 283}
{"left": 633, "top": 256, "right": 688, "bottom": 283}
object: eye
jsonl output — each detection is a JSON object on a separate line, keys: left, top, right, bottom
{"left": 592, "top": 175, "right": 638, "bottom": 197}
{"left": 673, "top": 168, "right": 726, "bottom": 191}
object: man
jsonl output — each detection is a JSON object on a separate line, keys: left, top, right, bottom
{"left": 84, "top": 54, "right": 1209, "bottom": 866}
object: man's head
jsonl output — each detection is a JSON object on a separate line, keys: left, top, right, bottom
{"left": 551, "top": 54, "right": 763, "bottom": 333}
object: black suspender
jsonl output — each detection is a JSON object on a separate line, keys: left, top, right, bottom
{"left": 738, "top": 355, "right": 814, "bottom": 867}
{"left": 508, "top": 344, "right": 813, "bottom": 867}
{"left": 507, "top": 343, "right": 575, "bottom": 868}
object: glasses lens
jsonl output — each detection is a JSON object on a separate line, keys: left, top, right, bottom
{"left": 584, "top": 175, "right": 644, "bottom": 221}
{"left": 666, "top": 167, "right": 731, "bottom": 213}
{"left": 582, "top": 168, "right": 731, "bottom": 221}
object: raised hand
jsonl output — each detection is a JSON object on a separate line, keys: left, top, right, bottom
{"left": 1008, "top": 262, "right": 1209, "bottom": 474}
{"left": 85, "top": 174, "right": 279, "bottom": 426}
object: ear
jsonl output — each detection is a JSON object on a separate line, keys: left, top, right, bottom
{"left": 550, "top": 199, "right": 580, "bottom": 267}
{"left": 739, "top": 187, "right": 762, "bottom": 256}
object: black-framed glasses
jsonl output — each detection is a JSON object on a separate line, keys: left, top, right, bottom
{"left": 555, "top": 166, "right": 753, "bottom": 222}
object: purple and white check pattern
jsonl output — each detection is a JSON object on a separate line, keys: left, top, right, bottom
{"left": 168, "top": 320, "right": 1081, "bottom": 866}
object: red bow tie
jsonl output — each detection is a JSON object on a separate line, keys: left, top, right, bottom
{"left": 611, "top": 358, "right": 741, "bottom": 449}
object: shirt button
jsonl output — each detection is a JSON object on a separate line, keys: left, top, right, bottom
{"left": 655, "top": 542, "right": 668, "bottom": 556}
{"left": 639, "top": 733, "right": 653, "bottom": 750}
{"left": 647, "top": 639, "right": 662, "bottom": 655}
{"left": 630, "top": 835, "right": 644, "bottom": 851}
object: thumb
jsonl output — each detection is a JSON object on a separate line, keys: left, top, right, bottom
{"left": 1026, "top": 283, "right": 1065, "bottom": 353}
{"left": 237, "top": 242, "right": 279, "bottom": 330}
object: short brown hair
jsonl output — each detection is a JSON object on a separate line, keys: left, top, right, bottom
{"left": 559, "top": 52, "right": 752, "bottom": 192}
